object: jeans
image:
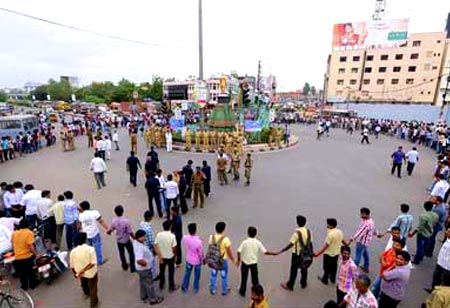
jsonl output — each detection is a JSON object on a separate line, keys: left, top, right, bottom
{"left": 26, "top": 214, "right": 38, "bottom": 230}
{"left": 94, "top": 172, "right": 106, "bottom": 189}
{"left": 371, "top": 275, "right": 382, "bottom": 298}
{"left": 336, "top": 288, "right": 347, "bottom": 305}
{"left": 166, "top": 198, "right": 178, "bottom": 219}
{"left": 425, "top": 224, "right": 443, "bottom": 258}
{"left": 239, "top": 262, "right": 259, "bottom": 296}
{"left": 159, "top": 257, "right": 175, "bottom": 290}
{"left": 147, "top": 193, "right": 162, "bottom": 217}
{"left": 118, "top": 240, "right": 135, "bottom": 272}
{"left": 114, "top": 140, "right": 120, "bottom": 150}
{"left": 14, "top": 256, "right": 37, "bottom": 290}
{"left": 354, "top": 242, "right": 370, "bottom": 271}
{"left": 81, "top": 274, "right": 99, "bottom": 308}
{"left": 5, "top": 208, "right": 11, "bottom": 218}
{"left": 379, "top": 292, "right": 400, "bottom": 308}
{"left": 413, "top": 233, "right": 430, "bottom": 264}
{"left": 138, "top": 269, "right": 159, "bottom": 301}
{"left": 432, "top": 264, "right": 450, "bottom": 289}
{"left": 87, "top": 233, "right": 103, "bottom": 265}
{"left": 182, "top": 262, "right": 201, "bottom": 293}
{"left": 321, "top": 254, "right": 339, "bottom": 284}
{"left": 286, "top": 253, "right": 308, "bottom": 289}
{"left": 407, "top": 162, "right": 415, "bottom": 175}
{"left": 55, "top": 224, "right": 64, "bottom": 249}
{"left": 65, "top": 222, "right": 79, "bottom": 250}
{"left": 391, "top": 162, "right": 402, "bottom": 177}
{"left": 210, "top": 259, "right": 229, "bottom": 294}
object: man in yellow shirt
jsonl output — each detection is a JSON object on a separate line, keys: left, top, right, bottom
{"left": 48, "top": 194, "right": 66, "bottom": 250}
{"left": 314, "top": 218, "right": 344, "bottom": 285}
{"left": 277, "top": 215, "right": 313, "bottom": 290}
{"left": 248, "top": 284, "right": 270, "bottom": 308}
{"left": 209, "top": 221, "right": 236, "bottom": 296}
{"left": 12, "top": 219, "right": 37, "bottom": 290}
{"left": 70, "top": 232, "right": 99, "bottom": 308}
{"left": 423, "top": 274, "right": 450, "bottom": 308}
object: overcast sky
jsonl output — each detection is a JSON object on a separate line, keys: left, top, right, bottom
{"left": 0, "top": 0, "right": 449, "bottom": 91}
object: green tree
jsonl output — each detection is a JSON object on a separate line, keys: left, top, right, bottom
{"left": 84, "top": 95, "right": 106, "bottom": 104}
{"left": 112, "top": 78, "right": 135, "bottom": 102}
{"left": 0, "top": 91, "right": 8, "bottom": 102}
{"left": 32, "top": 84, "right": 50, "bottom": 100}
{"left": 47, "top": 79, "right": 72, "bottom": 101}
{"left": 311, "top": 86, "right": 317, "bottom": 96}
{"left": 149, "top": 76, "right": 163, "bottom": 101}
{"left": 138, "top": 82, "right": 152, "bottom": 99}
{"left": 302, "top": 82, "right": 311, "bottom": 96}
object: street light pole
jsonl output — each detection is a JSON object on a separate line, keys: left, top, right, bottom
{"left": 198, "top": 0, "right": 204, "bottom": 81}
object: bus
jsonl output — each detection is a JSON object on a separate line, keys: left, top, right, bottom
{"left": 0, "top": 115, "right": 40, "bottom": 138}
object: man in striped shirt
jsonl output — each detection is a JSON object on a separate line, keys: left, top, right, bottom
{"left": 346, "top": 208, "right": 376, "bottom": 273}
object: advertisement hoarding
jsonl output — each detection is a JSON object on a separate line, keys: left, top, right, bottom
{"left": 332, "top": 19, "right": 409, "bottom": 49}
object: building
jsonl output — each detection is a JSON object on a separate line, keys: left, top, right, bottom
{"left": 60, "top": 76, "right": 80, "bottom": 88}
{"left": 324, "top": 31, "right": 448, "bottom": 105}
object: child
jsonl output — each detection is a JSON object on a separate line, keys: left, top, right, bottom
{"left": 248, "top": 284, "right": 269, "bottom": 308}
{"left": 107, "top": 205, "right": 135, "bottom": 272}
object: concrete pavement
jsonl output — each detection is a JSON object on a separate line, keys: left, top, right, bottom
{"left": 0, "top": 125, "right": 439, "bottom": 307}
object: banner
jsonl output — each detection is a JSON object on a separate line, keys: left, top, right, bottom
{"left": 169, "top": 118, "right": 184, "bottom": 131}
{"left": 332, "top": 19, "right": 409, "bottom": 49}
{"left": 244, "top": 120, "right": 262, "bottom": 132}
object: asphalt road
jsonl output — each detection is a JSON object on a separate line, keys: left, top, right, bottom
{"left": 0, "top": 125, "right": 439, "bottom": 308}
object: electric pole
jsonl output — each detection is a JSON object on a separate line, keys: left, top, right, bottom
{"left": 257, "top": 60, "right": 261, "bottom": 93}
{"left": 198, "top": 0, "right": 204, "bottom": 80}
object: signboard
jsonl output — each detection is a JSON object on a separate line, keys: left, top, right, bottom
{"left": 181, "top": 101, "right": 188, "bottom": 111}
{"left": 173, "top": 107, "right": 182, "bottom": 120}
{"left": 169, "top": 117, "right": 184, "bottom": 131}
{"left": 244, "top": 120, "right": 262, "bottom": 132}
{"left": 195, "top": 81, "right": 208, "bottom": 108}
{"left": 332, "top": 18, "right": 409, "bottom": 49}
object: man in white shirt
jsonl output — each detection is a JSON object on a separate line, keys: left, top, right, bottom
{"left": 406, "top": 147, "right": 419, "bottom": 176}
{"left": 156, "top": 170, "right": 167, "bottom": 216}
{"left": 0, "top": 224, "right": 12, "bottom": 254}
{"left": 96, "top": 137, "right": 106, "bottom": 160}
{"left": 237, "top": 226, "right": 274, "bottom": 297}
{"left": 89, "top": 153, "right": 107, "bottom": 190}
{"left": 165, "top": 130, "right": 173, "bottom": 152}
{"left": 78, "top": 201, "right": 109, "bottom": 265}
{"left": 429, "top": 226, "right": 450, "bottom": 290}
{"left": 134, "top": 229, "right": 164, "bottom": 305}
{"left": 165, "top": 174, "right": 179, "bottom": 212}
{"left": 154, "top": 220, "right": 178, "bottom": 291}
{"left": 21, "top": 184, "right": 42, "bottom": 229}
{"left": 112, "top": 130, "right": 119, "bottom": 151}
{"left": 3, "top": 185, "right": 23, "bottom": 218}
{"left": 36, "top": 190, "right": 56, "bottom": 245}
{"left": 430, "top": 174, "right": 449, "bottom": 200}
{"left": 104, "top": 136, "right": 112, "bottom": 160}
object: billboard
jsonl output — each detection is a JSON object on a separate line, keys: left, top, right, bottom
{"left": 332, "top": 19, "right": 409, "bottom": 49}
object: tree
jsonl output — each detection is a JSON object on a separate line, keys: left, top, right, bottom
{"left": 149, "top": 76, "right": 163, "bottom": 101}
{"left": 33, "top": 84, "right": 50, "bottom": 100}
{"left": 0, "top": 91, "right": 8, "bottom": 102}
{"left": 302, "top": 82, "right": 311, "bottom": 96}
{"left": 46, "top": 79, "right": 72, "bottom": 101}
{"left": 311, "top": 86, "right": 317, "bottom": 96}
{"left": 112, "top": 78, "right": 135, "bottom": 102}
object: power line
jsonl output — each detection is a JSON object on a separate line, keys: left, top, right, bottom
{"left": 0, "top": 7, "right": 163, "bottom": 47}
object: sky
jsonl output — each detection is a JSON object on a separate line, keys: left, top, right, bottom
{"left": 0, "top": 0, "right": 449, "bottom": 91}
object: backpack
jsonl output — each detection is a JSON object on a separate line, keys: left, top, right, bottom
{"left": 205, "top": 235, "right": 225, "bottom": 269}
{"left": 296, "top": 229, "right": 313, "bottom": 269}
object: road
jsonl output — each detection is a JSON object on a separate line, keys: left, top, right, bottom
{"left": 0, "top": 125, "right": 439, "bottom": 307}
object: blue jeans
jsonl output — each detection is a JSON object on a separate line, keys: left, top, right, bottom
{"left": 5, "top": 208, "right": 12, "bottom": 217}
{"left": 182, "top": 262, "right": 201, "bottom": 293}
{"left": 371, "top": 275, "right": 382, "bottom": 298}
{"left": 88, "top": 233, "right": 103, "bottom": 264}
{"left": 413, "top": 233, "right": 430, "bottom": 264}
{"left": 65, "top": 222, "right": 78, "bottom": 250}
{"left": 354, "top": 242, "right": 370, "bottom": 270}
{"left": 426, "top": 224, "right": 443, "bottom": 258}
{"left": 210, "top": 259, "right": 228, "bottom": 295}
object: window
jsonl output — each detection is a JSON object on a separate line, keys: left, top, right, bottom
{"left": 406, "top": 78, "right": 414, "bottom": 85}
{"left": 352, "top": 56, "right": 360, "bottom": 62}
{"left": 420, "top": 91, "right": 424, "bottom": 95}
{"left": 376, "top": 79, "right": 385, "bottom": 85}
{"left": 393, "top": 66, "right": 401, "bottom": 72}
{"left": 338, "top": 68, "right": 345, "bottom": 74}
{"left": 395, "top": 54, "right": 403, "bottom": 60}
{"left": 428, "top": 91, "right": 431, "bottom": 94}
{"left": 378, "top": 67, "right": 387, "bottom": 73}
{"left": 412, "top": 40, "right": 421, "bottom": 47}
{"left": 339, "top": 56, "right": 347, "bottom": 62}
{"left": 350, "top": 79, "right": 357, "bottom": 85}
{"left": 408, "top": 66, "right": 417, "bottom": 72}
{"left": 432, "top": 66, "right": 438, "bottom": 70}
{"left": 366, "top": 55, "right": 374, "bottom": 61}
{"left": 410, "top": 53, "right": 419, "bottom": 59}
{"left": 364, "top": 67, "right": 372, "bottom": 73}
{"left": 351, "top": 68, "right": 358, "bottom": 73}
{"left": 381, "top": 54, "right": 389, "bottom": 60}
{"left": 337, "top": 79, "right": 344, "bottom": 85}
{"left": 391, "top": 79, "right": 399, "bottom": 85}
{"left": 363, "top": 79, "right": 370, "bottom": 85}
{"left": 437, "top": 40, "right": 441, "bottom": 43}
